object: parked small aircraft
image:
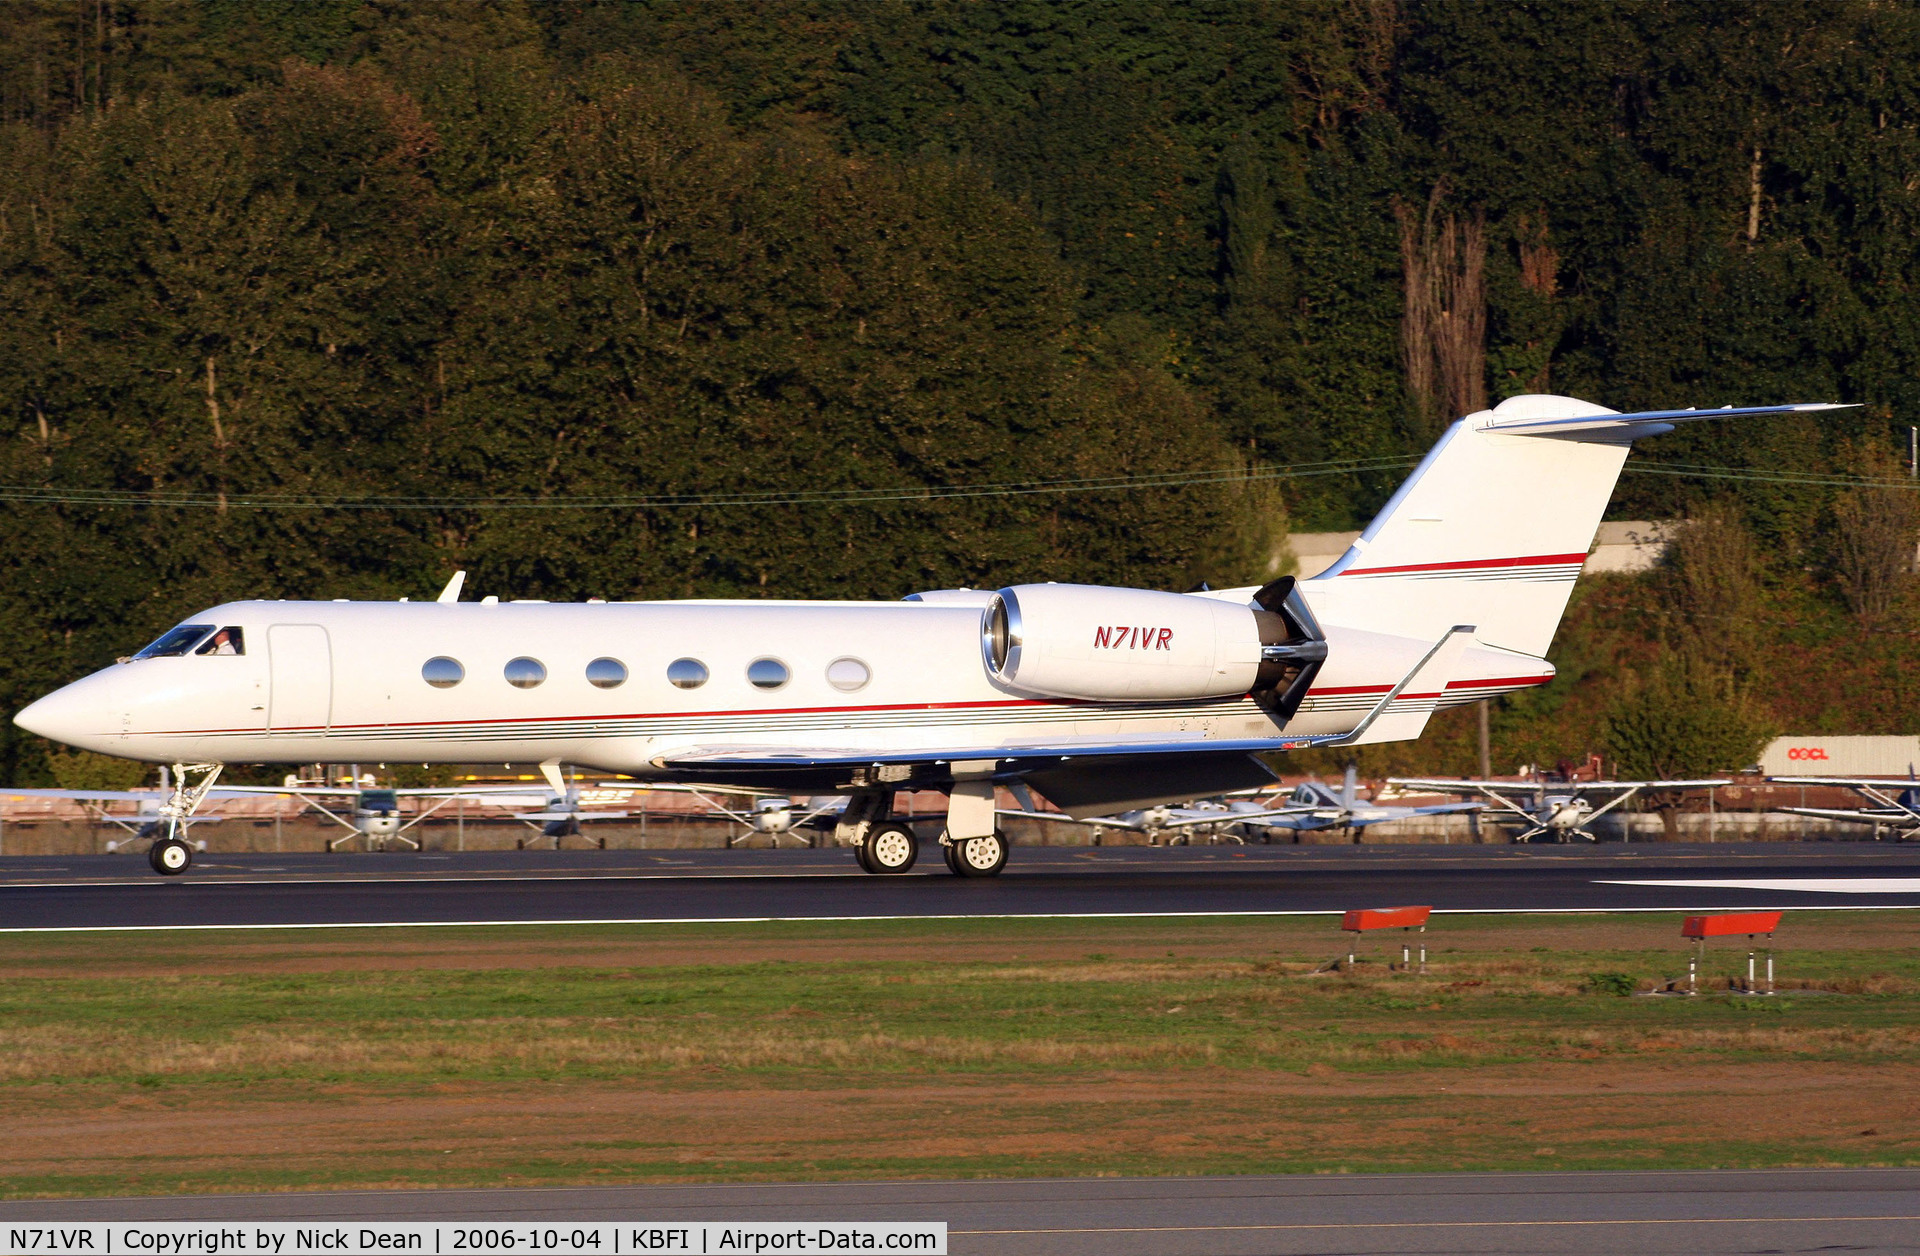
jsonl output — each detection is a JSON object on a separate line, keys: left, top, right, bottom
{"left": 1769, "top": 775, "right": 1920, "bottom": 841}
{"left": 1385, "top": 777, "right": 1730, "bottom": 842}
{"left": 670, "top": 790, "right": 849, "bottom": 847}
{"left": 0, "top": 776, "right": 229, "bottom": 859}
{"left": 1231, "top": 766, "right": 1484, "bottom": 841}
{"left": 16, "top": 394, "right": 1847, "bottom": 876}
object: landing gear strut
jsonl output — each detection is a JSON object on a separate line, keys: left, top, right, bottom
{"left": 148, "top": 762, "right": 224, "bottom": 876}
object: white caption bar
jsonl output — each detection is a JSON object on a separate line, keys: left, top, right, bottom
{"left": 1, "top": 1225, "right": 945, "bottom": 1256}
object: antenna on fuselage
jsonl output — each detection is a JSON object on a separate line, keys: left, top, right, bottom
{"left": 436, "top": 571, "right": 467, "bottom": 604}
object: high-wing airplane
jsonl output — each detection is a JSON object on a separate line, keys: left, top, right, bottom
{"left": 665, "top": 789, "right": 850, "bottom": 847}
{"left": 14, "top": 394, "right": 1847, "bottom": 876}
{"left": 1768, "top": 775, "right": 1920, "bottom": 841}
{"left": 1385, "top": 777, "right": 1731, "bottom": 842}
{"left": 218, "top": 763, "right": 642, "bottom": 852}
{"left": 0, "top": 779, "right": 229, "bottom": 858}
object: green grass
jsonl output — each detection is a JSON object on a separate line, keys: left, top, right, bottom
{"left": 2, "top": 912, "right": 1917, "bottom": 1195}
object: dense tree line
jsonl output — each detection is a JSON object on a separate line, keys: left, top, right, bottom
{"left": 3, "top": 0, "right": 1919, "bottom": 784}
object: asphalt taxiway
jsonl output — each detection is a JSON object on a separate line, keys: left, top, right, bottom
{"left": 4, "top": 1169, "right": 1918, "bottom": 1254}
{"left": 3, "top": 842, "right": 1920, "bottom": 930}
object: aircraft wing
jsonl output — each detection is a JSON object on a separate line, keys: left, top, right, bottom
{"left": 1385, "top": 778, "right": 1538, "bottom": 796}
{"left": 0, "top": 788, "right": 167, "bottom": 802}
{"left": 1236, "top": 810, "right": 1344, "bottom": 833}
{"left": 1777, "top": 806, "right": 1914, "bottom": 825}
{"left": 655, "top": 736, "right": 1335, "bottom": 772}
{"left": 1385, "top": 777, "right": 1728, "bottom": 794}
{"left": 998, "top": 809, "right": 1144, "bottom": 831}
{"left": 1769, "top": 776, "right": 1920, "bottom": 789}
{"left": 511, "top": 810, "right": 632, "bottom": 821}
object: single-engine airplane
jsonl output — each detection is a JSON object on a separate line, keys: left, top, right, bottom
{"left": 1768, "top": 775, "right": 1920, "bottom": 841}
{"left": 1386, "top": 776, "right": 1731, "bottom": 843}
{"left": 15, "top": 394, "right": 1847, "bottom": 876}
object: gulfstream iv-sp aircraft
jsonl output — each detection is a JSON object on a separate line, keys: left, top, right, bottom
{"left": 16, "top": 395, "right": 1844, "bottom": 876}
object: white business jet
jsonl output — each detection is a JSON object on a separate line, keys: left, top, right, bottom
{"left": 15, "top": 395, "right": 1845, "bottom": 876}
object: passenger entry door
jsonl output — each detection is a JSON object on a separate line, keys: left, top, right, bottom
{"left": 268, "top": 625, "right": 332, "bottom": 733}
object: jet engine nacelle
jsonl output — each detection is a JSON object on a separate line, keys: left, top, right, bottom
{"left": 981, "top": 584, "right": 1269, "bottom": 701}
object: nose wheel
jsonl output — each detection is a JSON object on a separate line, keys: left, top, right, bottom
{"left": 148, "top": 837, "right": 192, "bottom": 875}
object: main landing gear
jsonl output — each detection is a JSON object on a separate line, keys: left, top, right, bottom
{"left": 944, "top": 831, "right": 1008, "bottom": 877}
{"left": 836, "top": 783, "right": 1009, "bottom": 877}
{"left": 148, "top": 762, "right": 224, "bottom": 877}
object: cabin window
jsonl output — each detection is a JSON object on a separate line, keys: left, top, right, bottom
{"left": 194, "top": 626, "right": 245, "bottom": 656}
{"left": 504, "top": 657, "right": 547, "bottom": 689}
{"left": 826, "top": 657, "right": 870, "bottom": 692}
{"left": 132, "top": 623, "right": 214, "bottom": 660}
{"left": 747, "top": 657, "right": 790, "bottom": 690}
{"left": 586, "top": 657, "right": 627, "bottom": 689}
{"left": 666, "top": 658, "right": 708, "bottom": 689}
{"left": 422, "top": 657, "right": 464, "bottom": 688}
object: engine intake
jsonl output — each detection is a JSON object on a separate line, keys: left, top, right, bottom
{"left": 982, "top": 584, "right": 1273, "bottom": 701}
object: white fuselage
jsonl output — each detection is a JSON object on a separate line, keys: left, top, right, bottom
{"left": 16, "top": 595, "right": 1550, "bottom": 778}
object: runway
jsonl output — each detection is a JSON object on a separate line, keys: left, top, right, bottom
{"left": 4, "top": 1169, "right": 1918, "bottom": 1254}
{"left": 4, "top": 843, "right": 1920, "bottom": 930}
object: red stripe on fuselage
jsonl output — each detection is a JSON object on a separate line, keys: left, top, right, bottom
{"left": 137, "top": 675, "right": 1556, "bottom": 738}
{"left": 1341, "top": 553, "right": 1588, "bottom": 577}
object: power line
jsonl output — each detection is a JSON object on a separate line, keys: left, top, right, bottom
{"left": 1624, "top": 463, "right": 1920, "bottom": 491}
{"left": 0, "top": 456, "right": 1419, "bottom": 511}
{"left": 3, "top": 455, "right": 1889, "bottom": 512}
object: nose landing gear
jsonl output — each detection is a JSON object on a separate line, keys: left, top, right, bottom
{"left": 146, "top": 761, "right": 225, "bottom": 877}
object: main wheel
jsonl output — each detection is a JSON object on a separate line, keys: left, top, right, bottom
{"left": 865, "top": 822, "right": 918, "bottom": 874}
{"left": 854, "top": 833, "right": 877, "bottom": 873}
{"left": 149, "top": 837, "right": 192, "bottom": 876}
{"left": 952, "top": 830, "right": 1008, "bottom": 878}
{"left": 941, "top": 839, "right": 962, "bottom": 874}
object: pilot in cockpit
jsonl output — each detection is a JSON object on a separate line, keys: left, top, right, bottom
{"left": 198, "top": 627, "right": 243, "bottom": 656}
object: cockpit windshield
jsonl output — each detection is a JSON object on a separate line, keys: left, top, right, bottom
{"left": 359, "top": 790, "right": 400, "bottom": 812}
{"left": 131, "top": 623, "right": 215, "bottom": 660}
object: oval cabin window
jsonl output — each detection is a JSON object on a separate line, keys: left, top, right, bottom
{"left": 666, "top": 658, "right": 709, "bottom": 689}
{"left": 585, "top": 657, "right": 627, "bottom": 689}
{"left": 747, "top": 657, "right": 790, "bottom": 690}
{"left": 422, "top": 657, "right": 464, "bottom": 689}
{"left": 826, "top": 657, "right": 871, "bottom": 692}
{"left": 504, "top": 657, "right": 547, "bottom": 689}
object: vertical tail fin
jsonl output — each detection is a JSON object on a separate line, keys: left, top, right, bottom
{"left": 1301, "top": 395, "right": 1847, "bottom": 657}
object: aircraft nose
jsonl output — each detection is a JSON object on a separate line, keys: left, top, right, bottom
{"left": 15, "top": 682, "right": 105, "bottom": 749}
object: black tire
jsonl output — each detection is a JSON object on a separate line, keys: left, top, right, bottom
{"left": 866, "top": 822, "right": 918, "bottom": 873}
{"left": 942, "top": 839, "right": 962, "bottom": 874}
{"left": 854, "top": 834, "right": 877, "bottom": 873}
{"left": 952, "top": 830, "right": 1008, "bottom": 878}
{"left": 149, "top": 837, "right": 191, "bottom": 876}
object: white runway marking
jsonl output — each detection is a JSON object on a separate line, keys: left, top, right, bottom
{"left": 1599, "top": 877, "right": 1920, "bottom": 894}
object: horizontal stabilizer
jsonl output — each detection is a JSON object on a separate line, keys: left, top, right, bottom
{"left": 1479, "top": 402, "right": 1852, "bottom": 440}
